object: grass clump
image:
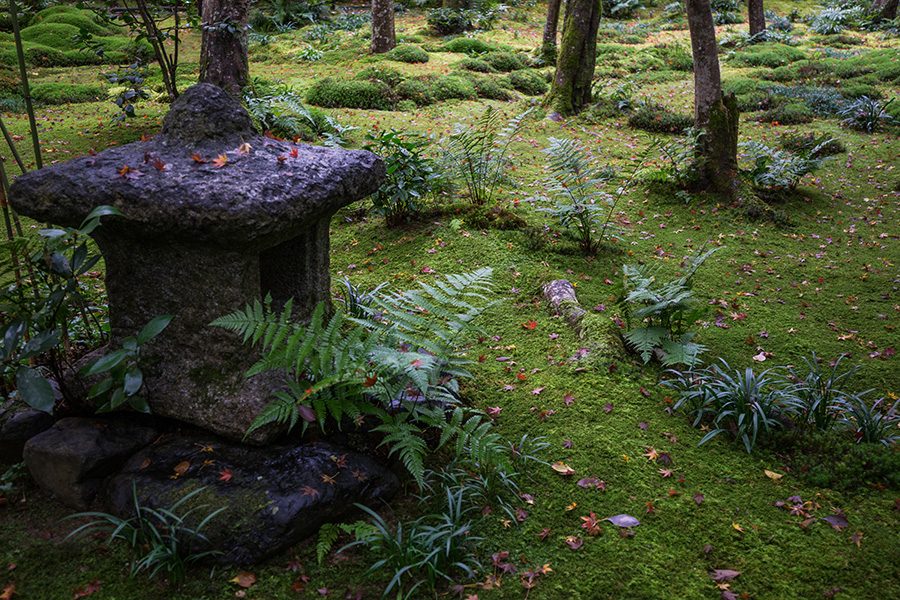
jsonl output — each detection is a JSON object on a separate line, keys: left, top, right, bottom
{"left": 729, "top": 43, "right": 806, "bottom": 68}
{"left": 386, "top": 44, "right": 429, "bottom": 64}
{"left": 481, "top": 51, "right": 526, "bottom": 72}
{"left": 627, "top": 102, "right": 693, "bottom": 134}
{"left": 30, "top": 82, "right": 105, "bottom": 105}
{"left": 442, "top": 37, "right": 498, "bottom": 54}
{"left": 507, "top": 69, "right": 548, "bottom": 96}
{"left": 306, "top": 78, "right": 394, "bottom": 110}
{"left": 430, "top": 75, "right": 477, "bottom": 101}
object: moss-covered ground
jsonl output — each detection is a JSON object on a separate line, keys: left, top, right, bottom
{"left": 1, "top": 2, "right": 898, "bottom": 599}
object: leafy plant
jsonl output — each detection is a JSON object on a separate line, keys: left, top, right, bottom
{"left": 243, "top": 80, "right": 356, "bottom": 144}
{"left": 67, "top": 484, "right": 224, "bottom": 583}
{"left": 212, "top": 269, "right": 503, "bottom": 486}
{"left": 839, "top": 96, "right": 894, "bottom": 132}
{"left": 840, "top": 396, "right": 899, "bottom": 446}
{"left": 618, "top": 247, "right": 720, "bottom": 367}
{"left": 676, "top": 360, "right": 790, "bottom": 453}
{"left": 445, "top": 106, "right": 531, "bottom": 206}
{"left": 426, "top": 7, "right": 500, "bottom": 35}
{"left": 810, "top": 6, "right": 862, "bottom": 34}
{"left": 336, "top": 277, "right": 389, "bottom": 318}
{"left": 337, "top": 492, "right": 482, "bottom": 598}
{"left": 739, "top": 140, "right": 832, "bottom": 194}
{"left": 535, "top": 137, "right": 617, "bottom": 254}
{"left": 1, "top": 205, "right": 119, "bottom": 413}
{"left": 785, "top": 353, "right": 861, "bottom": 431}
{"left": 81, "top": 315, "right": 172, "bottom": 413}
{"left": 366, "top": 130, "right": 441, "bottom": 225}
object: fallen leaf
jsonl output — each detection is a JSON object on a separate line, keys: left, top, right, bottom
{"left": 763, "top": 469, "right": 783, "bottom": 481}
{"left": 230, "top": 572, "right": 256, "bottom": 588}
{"left": 211, "top": 153, "right": 229, "bottom": 168}
{"left": 551, "top": 461, "right": 575, "bottom": 476}
{"left": 565, "top": 535, "right": 583, "bottom": 550}
{"left": 73, "top": 580, "right": 101, "bottom": 599}
{"left": 823, "top": 513, "right": 849, "bottom": 531}
{"left": 0, "top": 584, "right": 14, "bottom": 600}
{"left": 170, "top": 460, "right": 190, "bottom": 479}
{"left": 606, "top": 514, "right": 640, "bottom": 528}
{"left": 218, "top": 468, "right": 233, "bottom": 483}
{"left": 732, "top": 522, "right": 745, "bottom": 533}
{"left": 710, "top": 569, "right": 740, "bottom": 583}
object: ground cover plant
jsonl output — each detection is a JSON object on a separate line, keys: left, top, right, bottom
{"left": 0, "top": 1, "right": 898, "bottom": 599}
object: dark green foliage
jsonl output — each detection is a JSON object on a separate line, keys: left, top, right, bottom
{"left": 365, "top": 130, "right": 440, "bottom": 225}
{"left": 386, "top": 44, "right": 429, "bottom": 64}
{"left": 395, "top": 78, "right": 435, "bottom": 106}
{"left": 441, "top": 37, "right": 498, "bottom": 55}
{"left": 773, "top": 429, "right": 900, "bottom": 491}
{"left": 627, "top": 102, "right": 693, "bottom": 134}
{"left": 740, "top": 139, "right": 832, "bottom": 194}
{"left": 457, "top": 57, "right": 496, "bottom": 73}
{"left": 780, "top": 132, "right": 846, "bottom": 158}
{"left": 245, "top": 81, "right": 355, "bottom": 143}
{"left": 430, "top": 75, "right": 476, "bottom": 101}
{"left": 506, "top": 69, "right": 547, "bottom": 96}
{"left": 29, "top": 82, "right": 104, "bottom": 105}
{"left": 756, "top": 101, "right": 814, "bottom": 125}
{"left": 481, "top": 51, "right": 526, "bottom": 72}
{"left": 66, "top": 485, "right": 224, "bottom": 583}
{"left": 619, "top": 247, "right": 719, "bottom": 366}
{"left": 427, "top": 7, "right": 498, "bottom": 35}
{"left": 306, "top": 78, "right": 394, "bottom": 110}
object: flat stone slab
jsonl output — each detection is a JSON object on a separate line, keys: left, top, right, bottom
{"left": 9, "top": 83, "right": 385, "bottom": 248}
{"left": 24, "top": 416, "right": 159, "bottom": 509}
{"left": 105, "top": 434, "right": 400, "bottom": 565}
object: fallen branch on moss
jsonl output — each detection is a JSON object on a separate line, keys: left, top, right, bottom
{"left": 542, "top": 279, "right": 624, "bottom": 361}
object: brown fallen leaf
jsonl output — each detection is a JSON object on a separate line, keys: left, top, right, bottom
{"left": 551, "top": 461, "right": 575, "bottom": 476}
{"left": 72, "top": 580, "right": 101, "bottom": 599}
{"left": 230, "top": 572, "right": 257, "bottom": 588}
{"left": 763, "top": 469, "right": 784, "bottom": 481}
{"left": 0, "top": 583, "right": 14, "bottom": 600}
{"left": 170, "top": 460, "right": 190, "bottom": 479}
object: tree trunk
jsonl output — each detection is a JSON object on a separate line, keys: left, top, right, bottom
{"left": 872, "top": 0, "right": 898, "bottom": 19}
{"left": 546, "top": 0, "right": 600, "bottom": 116}
{"left": 199, "top": 0, "right": 250, "bottom": 98}
{"left": 541, "top": 0, "right": 563, "bottom": 64}
{"left": 686, "top": 0, "right": 739, "bottom": 197}
{"left": 748, "top": 0, "right": 765, "bottom": 36}
{"left": 371, "top": 0, "right": 395, "bottom": 54}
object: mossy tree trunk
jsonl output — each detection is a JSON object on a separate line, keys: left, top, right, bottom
{"left": 748, "top": 0, "right": 765, "bottom": 36}
{"left": 686, "top": 0, "right": 739, "bottom": 197}
{"left": 546, "top": 0, "right": 600, "bottom": 116}
{"left": 371, "top": 0, "right": 396, "bottom": 54}
{"left": 199, "top": 0, "right": 250, "bottom": 98}
{"left": 872, "top": 0, "right": 898, "bottom": 19}
{"left": 541, "top": 0, "right": 563, "bottom": 63}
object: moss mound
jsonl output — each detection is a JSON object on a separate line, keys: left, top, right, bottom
{"left": 306, "top": 78, "right": 394, "bottom": 110}
{"left": 430, "top": 75, "right": 477, "bottom": 101}
{"left": 507, "top": 69, "right": 548, "bottom": 96}
{"left": 386, "top": 44, "right": 429, "bottom": 64}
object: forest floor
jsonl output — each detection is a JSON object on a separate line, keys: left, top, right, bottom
{"left": 1, "top": 3, "right": 898, "bottom": 599}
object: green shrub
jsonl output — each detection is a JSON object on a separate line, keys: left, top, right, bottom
{"left": 365, "top": 130, "right": 440, "bottom": 225}
{"left": 627, "top": 102, "right": 693, "bottom": 134}
{"left": 395, "top": 78, "right": 434, "bottom": 106}
{"left": 730, "top": 43, "right": 806, "bottom": 68}
{"left": 464, "top": 73, "right": 512, "bottom": 100}
{"left": 740, "top": 140, "right": 831, "bottom": 193}
{"left": 756, "top": 101, "right": 814, "bottom": 125}
{"left": 386, "top": 44, "right": 429, "bottom": 64}
{"left": 442, "top": 37, "right": 498, "bottom": 55}
{"left": 482, "top": 51, "right": 526, "bottom": 72}
{"left": 457, "top": 57, "right": 495, "bottom": 73}
{"left": 30, "top": 82, "right": 105, "bottom": 105}
{"left": 430, "top": 75, "right": 476, "bottom": 101}
{"left": 507, "top": 69, "right": 547, "bottom": 96}
{"left": 306, "top": 78, "right": 394, "bottom": 110}
{"left": 355, "top": 65, "right": 406, "bottom": 87}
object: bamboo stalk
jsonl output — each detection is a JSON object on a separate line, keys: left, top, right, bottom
{"left": 0, "top": 114, "right": 27, "bottom": 174}
{"left": 8, "top": 0, "right": 42, "bottom": 170}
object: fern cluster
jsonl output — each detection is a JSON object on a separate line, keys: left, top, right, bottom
{"left": 212, "top": 268, "right": 504, "bottom": 487}
{"left": 444, "top": 106, "right": 531, "bottom": 206}
{"left": 740, "top": 140, "right": 832, "bottom": 195}
{"left": 617, "top": 247, "right": 720, "bottom": 367}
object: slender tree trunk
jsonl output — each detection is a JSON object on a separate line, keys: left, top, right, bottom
{"left": 371, "top": 0, "right": 395, "bottom": 54}
{"left": 199, "top": 0, "right": 250, "bottom": 97}
{"left": 748, "top": 0, "right": 765, "bottom": 36}
{"left": 541, "top": 0, "right": 563, "bottom": 64}
{"left": 686, "top": 0, "right": 738, "bottom": 197}
{"left": 872, "top": 0, "right": 898, "bottom": 19}
{"left": 546, "top": 0, "right": 601, "bottom": 116}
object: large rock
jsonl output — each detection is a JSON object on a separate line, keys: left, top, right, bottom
{"left": 23, "top": 416, "right": 158, "bottom": 509}
{"left": 105, "top": 434, "right": 400, "bottom": 565}
{"left": 8, "top": 83, "right": 386, "bottom": 443}
{"left": 0, "top": 408, "right": 54, "bottom": 463}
